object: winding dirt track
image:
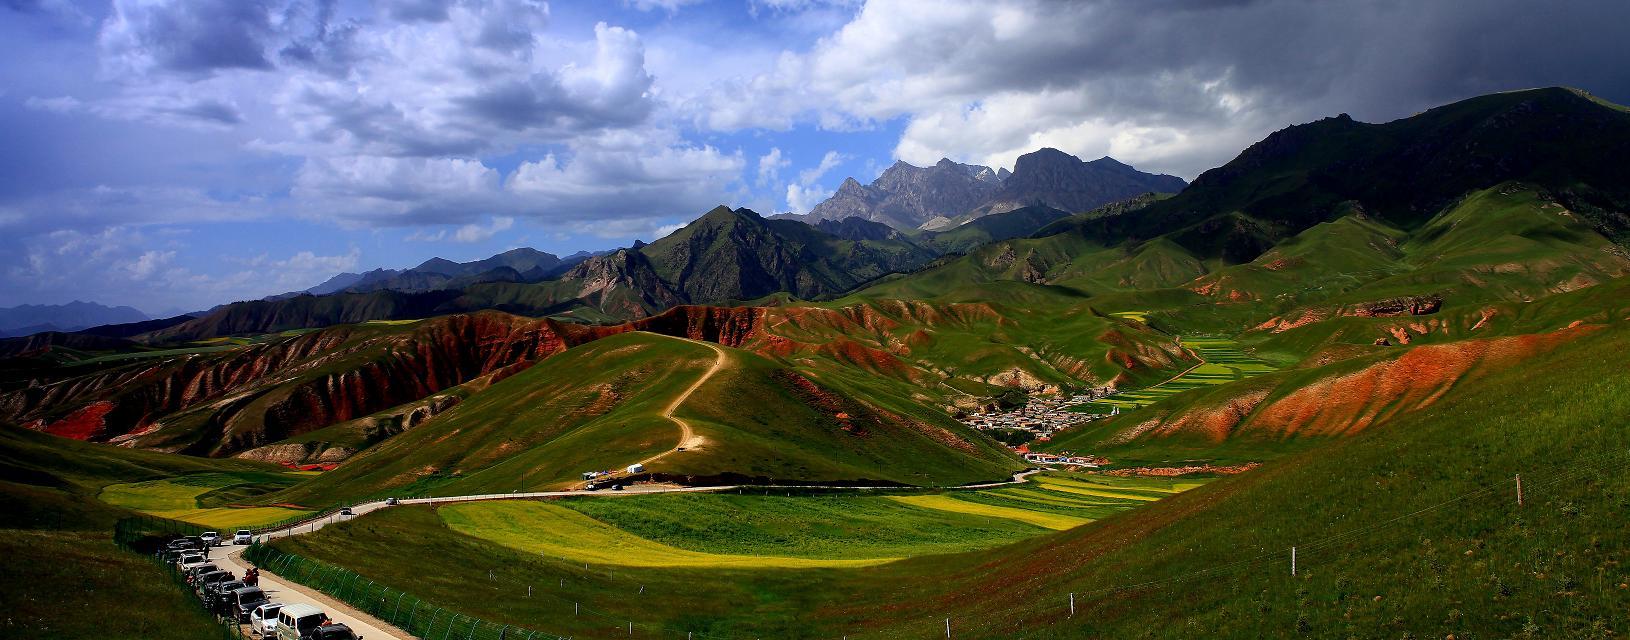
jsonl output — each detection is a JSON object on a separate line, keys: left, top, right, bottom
{"left": 636, "top": 337, "right": 728, "bottom": 468}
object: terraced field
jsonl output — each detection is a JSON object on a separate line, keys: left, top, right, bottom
{"left": 440, "top": 474, "right": 1206, "bottom": 568}
{"left": 1076, "top": 337, "right": 1276, "bottom": 412}
{"left": 99, "top": 472, "right": 310, "bottom": 528}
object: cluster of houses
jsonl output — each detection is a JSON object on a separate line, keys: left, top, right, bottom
{"left": 1021, "top": 451, "right": 1106, "bottom": 468}
{"left": 958, "top": 390, "right": 1110, "bottom": 443}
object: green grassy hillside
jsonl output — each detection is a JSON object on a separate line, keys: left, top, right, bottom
{"left": 269, "top": 331, "right": 1021, "bottom": 506}
{"left": 0, "top": 424, "right": 288, "bottom": 639}
{"left": 263, "top": 318, "right": 1630, "bottom": 639}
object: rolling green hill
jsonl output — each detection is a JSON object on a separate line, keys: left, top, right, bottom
{"left": 254, "top": 319, "right": 1630, "bottom": 638}
{"left": 269, "top": 331, "right": 1023, "bottom": 505}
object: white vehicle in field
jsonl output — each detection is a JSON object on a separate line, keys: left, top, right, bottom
{"left": 200, "top": 531, "right": 220, "bottom": 546}
{"left": 234, "top": 529, "right": 254, "bottom": 545}
{"left": 249, "top": 602, "right": 283, "bottom": 637}
{"left": 275, "top": 603, "right": 326, "bottom": 640}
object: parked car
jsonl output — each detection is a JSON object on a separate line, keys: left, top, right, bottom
{"left": 310, "top": 623, "right": 362, "bottom": 640}
{"left": 206, "top": 579, "right": 246, "bottom": 613}
{"left": 339, "top": 507, "right": 354, "bottom": 516}
{"left": 178, "top": 553, "right": 208, "bottom": 570}
{"left": 612, "top": 484, "right": 624, "bottom": 491}
{"left": 248, "top": 602, "right": 284, "bottom": 637}
{"left": 584, "top": 482, "right": 599, "bottom": 491}
{"left": 199, "top": 531, "right": 221, "bottom": 546}
{"left": 229, "top": 586, "right": 268, "bottom": 622}
{"left": 183, "top": 563, "right": 219, "bottom": 583}
{"left": 234, "top": 529, "right": 254, "bottom": 545}
{"left": 384, "top": 497, "right": 398, "bottom": 506}
{"left": 193, "top": 570, "right": 233, "bottom": 598}
{"left": 274, "top": 603, "right": 327, "bottom": 640}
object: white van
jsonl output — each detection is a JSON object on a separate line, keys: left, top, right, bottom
{"left": 275, "top": 603, "right": 327, "bottom": 640}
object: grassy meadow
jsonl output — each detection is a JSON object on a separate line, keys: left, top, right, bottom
{"left": 99, "top": 471, "right": 310, "bottom": 528}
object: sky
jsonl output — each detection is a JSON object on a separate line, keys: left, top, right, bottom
{"left": 1, "top": 0, "right": 1628, "bottom": 315}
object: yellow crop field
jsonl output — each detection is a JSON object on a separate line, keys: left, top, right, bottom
{"left": 99, "top": 474, "right": 310, "bottom": 528}
{"left": 886, "top": 495, "right": 1088, "bottom": 530}
{"left": 1032, "top": 478, "right": 1165, "bottom": 501}
{"left": 439, "top": 501, "right": 897, "bottom": 569}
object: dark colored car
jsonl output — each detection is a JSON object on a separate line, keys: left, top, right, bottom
{"left": 310, "top": 623, "right": 362, "bottom": 640}
{"left": 230, "top": 586, "right": 268, "bottom": 623}
{"left": 384, "top": 497, "right": 398, "bottom": 506}
{"left": 206, "top": 579, "right": 245, "bottom": 613}
{"left": 183, "top": 563, "right": 219, "bottom": 583}
{"left": 193, "top": 570, "right": 234, "bottom": 598}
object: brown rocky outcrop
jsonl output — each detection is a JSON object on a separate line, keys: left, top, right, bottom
{"left": 3, "top": 313, "right": 589, "bottom": 456}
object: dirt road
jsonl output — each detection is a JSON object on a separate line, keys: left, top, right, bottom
{"left": 636, "top": 336, "right": 728, "bottom": 468}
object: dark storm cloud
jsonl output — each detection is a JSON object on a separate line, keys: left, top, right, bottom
{"left": 105, "top": 0, "right": 277, "bottom": 74}
{"left": 753, "top": 0, "right": 1630, "bottom": 176}
{"left": 377, "top": 0, "right": 456, "bottom": 23}
{"left": 164, "top": 99, "right": 243, "bottom": 125}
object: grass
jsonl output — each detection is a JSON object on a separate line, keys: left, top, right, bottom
{"left": 99, "top": 471, "right": 310, "bottom": 528}
{"left": 1075, "top": 336, "right": 1277, "bottom": 412}
{"left": 254, "top": 319, "right": 1630, "bottom": 638}
{"left": 0, "top": 425, "right": 283, "bottom": 639}
{"left": 0, "top": 528, "right": 227, "bottom": 640}
{"left": 886, "top": 494, "right": 1088, "bottom": 530}
{"left": 556, "top": 491, "right": 1052, "bottom": 560}
{"left": 441, "top": 500, "right": 896, "bottom": 568}
{"left": 269, "top": 331, "right": 1023, "bottom": 507}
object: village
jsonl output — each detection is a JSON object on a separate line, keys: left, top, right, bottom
{"left": 958, "top": 390, "right": 1116, "bottom": 468}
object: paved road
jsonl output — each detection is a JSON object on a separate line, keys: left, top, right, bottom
{"left": 209, "top": 543, "right": 410, "bottom": 640}
{"left": 254, "top": 469, "right": 1044, "bottom": 540}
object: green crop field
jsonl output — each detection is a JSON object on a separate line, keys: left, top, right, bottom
{"left": 438, "top": 475, "right": 1197, "bottom": 568}
{"left": 441, "top": 500, "right": 896, "bottom": 568}
{"left": 555, "top": 491, "right": 1050, "bottom": 560}
{"left": 100, "top": 471, "right": 310, "bottom": 528}
{"left": 1075, "top": 336, "right": 1277, "bottom": 412}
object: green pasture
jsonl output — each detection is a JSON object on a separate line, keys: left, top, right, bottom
{"left": 99, "top": 472, "right": 310, "bottom": 528}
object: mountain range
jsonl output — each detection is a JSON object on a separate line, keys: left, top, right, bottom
{"left": 0, "top": 301, "right": 149, "bottom": 338}
{"left": 796, "top": 148, "right": 1185, "bottom": 230}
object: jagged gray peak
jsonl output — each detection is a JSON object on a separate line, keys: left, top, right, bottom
{"left": 806, "top": 158, "right": 1001, "bottom": 229}
{"left": 966, "top": 148, "right": 1188, "bottom": 218}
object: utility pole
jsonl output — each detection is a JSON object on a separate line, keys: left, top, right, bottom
{"left": 1516, "top": 473, "right": 1523, "bottom": 507}
{"left": 1069, "top": 592, "right": 1075, "bottom": 617}
{"left": 945, "top": 617, "right": 951, "bottom": 638}
{"left": 1291, "top": 546, "right": 1297, "bottom": 576}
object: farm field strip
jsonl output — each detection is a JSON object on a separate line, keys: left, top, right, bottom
{"left": 886, "top": 494, "right": 1090, "bottom": 530}
{"left": 440, "top": 501, "right": 897, "bottom": 569}
{"left": 99, "top": 472, "right": 311, "bottom": 528}
{"left": 1077, "top": 336, "right": 1277, "bottom": 411}
{"left": 428, "top": 474, "right": 1196, "bottom": 569}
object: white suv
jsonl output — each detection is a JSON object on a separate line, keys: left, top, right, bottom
{"left": 249, "top": 602, "right": 283, "bottom": 637}
{"left": 234, "top": 529, "right": 254, "bottom": 545}
{"left": 200, "top": 531, "right": 221, "bottom": 546}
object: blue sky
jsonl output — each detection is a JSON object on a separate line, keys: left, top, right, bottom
{"left": 2, "top": 0, "right": 1627, "bottom": 315}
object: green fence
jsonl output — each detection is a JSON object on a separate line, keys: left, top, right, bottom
{"left": 245, "top": 544, "right": 568, "bottom": 640}
{"left": 114, "top": 516, "right": 248, "bottom": 640}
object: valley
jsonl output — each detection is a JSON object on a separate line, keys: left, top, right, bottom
{"left": 5, "top": 86, "right": 1630, "bottom": 639}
